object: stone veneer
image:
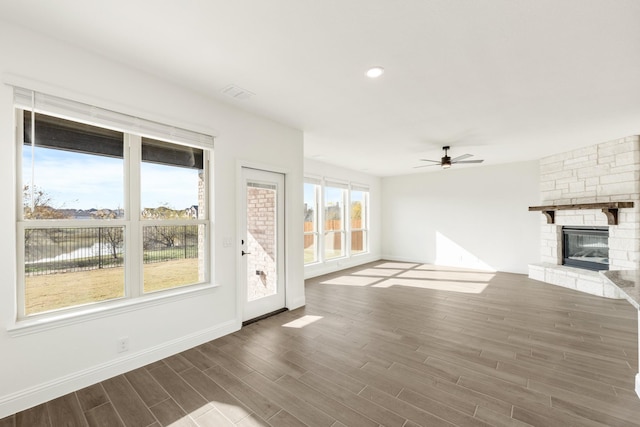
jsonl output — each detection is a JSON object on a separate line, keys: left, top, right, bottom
{"left": 529, "top": 136, "right": 640, "bottom": 298}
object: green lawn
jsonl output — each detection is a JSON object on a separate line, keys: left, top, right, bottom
{"left": 25, "top": 258, "right": 200, "bottom": 316}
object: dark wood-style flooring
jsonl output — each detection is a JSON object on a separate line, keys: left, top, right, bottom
{"left": 2, "top": 260, "right": 640, "bottom": 426}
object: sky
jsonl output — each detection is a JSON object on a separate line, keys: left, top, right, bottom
{"left": 305, "top": 184, "right": 365, "bottom": 209}
{"left": 23, "top": 146, "right": 200, "bottom": 211}
{"left": 303, "top": 183, "right": 316, "bottom": 208}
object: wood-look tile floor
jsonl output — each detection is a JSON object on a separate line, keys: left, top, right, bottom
{"left": 3, "top": 260, "right": 640, "bottom": 426}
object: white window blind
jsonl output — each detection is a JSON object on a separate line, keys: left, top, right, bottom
{"left": 351, "top": 183, "right": 369, "bottom": 192}
{"left": 14, "top": 87, "right": 214, "bottom": 149}
{"left": 304, "top": 176, "right": 322, "bottom": 185}
{"left": 324, "top": 180, "right": 349, "bottom": 189}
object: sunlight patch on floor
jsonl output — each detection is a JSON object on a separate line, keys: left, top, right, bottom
{"left": 372, "top": 278, "right": 489, "bottom": 293}
{"left": 399, "top": 269, "right": 495, "bottom": 282}
{"left": 415, "top": 263, "right": 493, "bottom": 273}
{"left": 282, "top": 315, "right": 324, "bottom": 328}
{"left": 374, "top": 262, "right": 420, "bottom": 269}
{"left": 159, "top": 401, "right": 247, "bottom": 425}
{"left": 351, "top": 268, "right": 404, "bottom": 277}
{"left": 320, "top": 276, "right": 382, "bottom": 286}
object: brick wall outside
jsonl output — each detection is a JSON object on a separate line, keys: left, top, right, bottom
{"left": 246, "top": 186, "right": 277, "bottom": 301}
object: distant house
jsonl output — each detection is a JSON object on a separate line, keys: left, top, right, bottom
{"left": 303, "top": 203, "right": 314, "bottom": 222}
{"left": 185, "top": 205, "right": 198, "bottom": 219}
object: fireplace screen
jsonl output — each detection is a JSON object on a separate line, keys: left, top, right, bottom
{"left": 562, "top": 227, "right": 609, "bottom": 271}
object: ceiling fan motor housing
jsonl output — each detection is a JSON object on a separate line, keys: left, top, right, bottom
{"left": 441, "top": 156, "right": 452, "bottom": 168}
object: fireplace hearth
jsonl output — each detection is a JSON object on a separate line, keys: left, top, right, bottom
{"left": 562, "top": 226, "right": 609, "bottom": 271}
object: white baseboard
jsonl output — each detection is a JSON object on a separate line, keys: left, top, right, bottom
{"left": 304, "top": 254, "right": 381, "bottom": 279}
{"left": 636, "top": 373, "right": 640, "bottom": 400}
{"left": 0, "top": 320, "right": 238, "bottom": 418}
{"left": 380, "top": 255, "right": 426, "bottom": 264}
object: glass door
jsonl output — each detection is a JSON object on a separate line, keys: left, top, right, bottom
{"left": 241, "top": 167, "right": 286, "bottom": 322}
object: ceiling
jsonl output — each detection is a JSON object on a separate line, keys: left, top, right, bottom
{"left": 1, "top": 0, "right": 639, "bottom": 176}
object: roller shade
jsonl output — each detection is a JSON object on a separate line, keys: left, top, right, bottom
{"left": 304, "top": 176, "right": 322, "bottom": 185}
{"left": 324, "top": 180, "right": 349, "bottom": 189}
{"left": 351, "top": 184, "right": 369, "bottom": 192}
{"left": 14, "top": 87, "right": 214, "bottom": 149}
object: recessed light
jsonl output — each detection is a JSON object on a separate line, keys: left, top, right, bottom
{"left": 365, "top": 66, "right": 384, "bottom": 78}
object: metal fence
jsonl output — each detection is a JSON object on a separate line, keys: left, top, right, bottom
{"left": 143, "top": 225, "right": 199, "bottom": 264}
{"left": 25, "top": 225, "right": 198, "bottom": 276}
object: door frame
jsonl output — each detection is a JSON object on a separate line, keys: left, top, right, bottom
{"left": 236, "top": 161, "right": 290, "bottom": 325}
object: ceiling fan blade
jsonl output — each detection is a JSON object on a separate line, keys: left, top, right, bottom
{"left": 450, "top": 153, "right": 473, "bottom": 162}
{"left": 453, "top": 159, "right": 484, "bottom": 164}
{"left": 413, "top": 163, "right": 440, "bottom": 168}
{"left": 419, "top": 159, "right": 442, "bottom": 163}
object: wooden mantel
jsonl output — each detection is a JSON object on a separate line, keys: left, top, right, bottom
{"left": 528, "top": 201, "right": 634, "bottom": 225}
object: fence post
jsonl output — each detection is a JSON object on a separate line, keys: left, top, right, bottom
{"left": 98, "top": 227, "right": 103, "bottom": 269}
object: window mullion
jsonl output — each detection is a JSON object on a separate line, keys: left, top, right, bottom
{"left": 16, "top": 223, "right": 27, "bottom": 319}
{"left": 15, "top": 109, "right": 26, "bottom": 318}
{"left": 345, "top": 188, "right": 350, "bottom": 257}
{"left": 319, "top": 184, "right": 325, "bottom": 262}
{"left": 16, "top": 109, "right": 25, "bottom": 221}
{"left": 127, "top": 134, "right": 142, "bottom": 298}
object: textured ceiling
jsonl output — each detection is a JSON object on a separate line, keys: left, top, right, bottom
{"left": 1, "top": 0, "right": 639, "bottom": 176}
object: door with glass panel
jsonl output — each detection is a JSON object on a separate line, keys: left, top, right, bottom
{"left": 241, "top": 168, "right": 285, "bottom": 322}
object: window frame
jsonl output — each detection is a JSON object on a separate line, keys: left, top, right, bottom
{"left": 349, "top": 186, "right": 369, "bottom": 256}
{"left": 304, "top": 178, "right": 371, "bottom": 266}
{"left": 14, "top": 94, "right": 212, "bottom": 321}
{"left": 303, "top": 180, "right": 320, "bottom": 265}
{"left": 323, "top": 181, "right": 348, "bottom": 261}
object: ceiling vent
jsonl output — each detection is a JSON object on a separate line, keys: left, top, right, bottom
{"left": 221, "top": 84, "right": 255, "bottom": 100}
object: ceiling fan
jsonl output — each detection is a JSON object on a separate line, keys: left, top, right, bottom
{"left": 415, "top": 146, "right": 484, "bottom": 169}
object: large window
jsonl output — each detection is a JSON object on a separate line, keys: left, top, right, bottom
{"left": 304, "top": 178, "right": 370, "bottom": 264}
{"left": 304, "top": 180, "right": 320, "bottom": 264}
{"left": 16, "top": 89, "right": 212, "bottom": 319}
{"left": 324, "top": 183, "right": 347, "bottom": 260}
{"left": 350, "top": 187, "right": 369, "bottom": 255}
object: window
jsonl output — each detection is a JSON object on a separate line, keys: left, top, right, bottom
{"left": 303, "top": 177, "right": 370, "bottom": 264}
{"left": 16, "top": 89, "right": 212, "bottom": 318}
{"left": 324, "top": 182, "right": 347, "bottom": 260}
{"left": 350, "top": 187, "right": 369, "bottom": 255}
{"left": 140, "top": 137, "right": 206, "bottom": 292}
{"left": 303, "top": 180, "right": 320, "bottom": 264}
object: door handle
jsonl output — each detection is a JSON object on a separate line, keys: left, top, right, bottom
{"left": 242, "top": 250, "right": 251, "bottom": 256}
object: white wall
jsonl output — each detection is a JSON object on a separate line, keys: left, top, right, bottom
{"left": 381, "top": 161, "right": 540, "bottom": 274}
{"left": 304, "top": 159, "right": 382, "bottom": 278}
{"left": 0, "top": 22, "right": 303, "bottom": 417}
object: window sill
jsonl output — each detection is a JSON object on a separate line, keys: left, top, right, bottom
{"left": 351, "top": 251, "right": 370, "bottom": 257}
{"left": 7, "top": 283, "right": 219, "bottom": 337}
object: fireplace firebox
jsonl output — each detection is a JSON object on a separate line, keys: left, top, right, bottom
{"left": 562, "top": 226, "right": 609, "bottom": 271}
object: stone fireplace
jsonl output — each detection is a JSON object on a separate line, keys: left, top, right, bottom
{"left": 528, "top": 136, "right": 640, "bottom": 298}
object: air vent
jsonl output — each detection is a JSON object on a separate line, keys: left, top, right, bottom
{"left": 221, "top": 84, "right": 255, "bottom": 100}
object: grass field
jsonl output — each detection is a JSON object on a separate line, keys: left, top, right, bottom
{"left": 25, "top": 258, "right": 200, "bottom": 316}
